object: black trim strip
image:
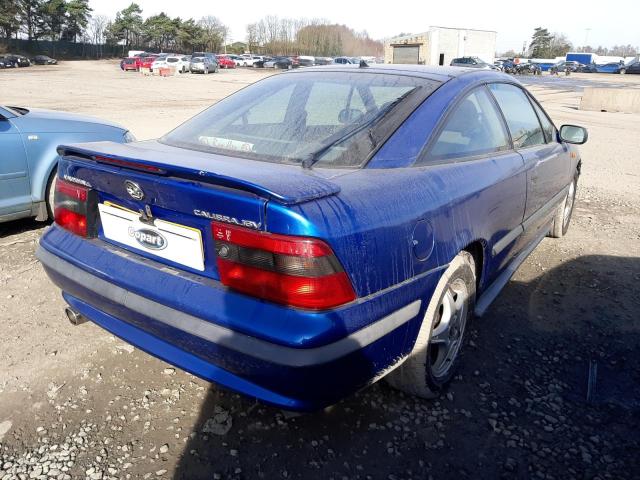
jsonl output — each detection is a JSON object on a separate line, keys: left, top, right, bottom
{"left": 37, "top": 246, "right": 421, "bottom": 367}
{"left": 476, "top": 228, "right": 548, "bottom": 317}
{"left": 492, "top": 224, "right": 524, "bottom": 256}
{"left": 522, "top": 186, "right": 567, "bottom": 232}
{"left": 492, "top": 185, "right": 568, "bottom": 257}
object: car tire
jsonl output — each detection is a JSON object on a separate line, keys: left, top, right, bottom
{"left": 386, "top": 251, "right": 476, "bottom": 399}
{"left": 620, "top": 68, "right": 626, "bottom": 74}
{"left": 550, "top": 178, "right": 577, "bottom": 238}
{"left": 45, "top": 168, "right": 58, "bottom": 222}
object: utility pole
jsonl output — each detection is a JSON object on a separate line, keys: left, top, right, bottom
{"left": 584, "top": 28, "right": 591, "bottom": 47}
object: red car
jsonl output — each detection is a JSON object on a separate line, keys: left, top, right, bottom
{"left": 216, "top": 55, "right": 236, "bottom": 69}
{"left": 139, "top": 55, "right": 159, "bottom": 70}
{"left": 122, "top": 57, "right": 138, "bottom": 71}
{"left": 134, "top": 54, "right": 151, "bottom": 70}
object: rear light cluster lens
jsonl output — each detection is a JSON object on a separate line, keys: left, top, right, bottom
{"left": 212, "top": 222, "right": 356, "bottom": 310}
{"left": 54, "top": 178, "right": 96, "bottom": 237}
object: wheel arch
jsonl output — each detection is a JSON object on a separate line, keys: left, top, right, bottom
{"left": 31, "top": 152, "right": 60, "bottom": 204}
{"left": 462, "top": 239, "right": 487, "bottom": 293}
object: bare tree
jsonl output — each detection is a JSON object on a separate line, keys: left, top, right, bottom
{"left": 87, "top": 14, "right": 108, "bottom": 57}
{"left": 198, "top": 15, "right": 227, "bottom": 52}
{"left": 248, "top": 16, "right": 382, "bottom": 57}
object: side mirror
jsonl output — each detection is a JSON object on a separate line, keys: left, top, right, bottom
{"left": 559, "top": 124, "right": 588, "bottom": 145}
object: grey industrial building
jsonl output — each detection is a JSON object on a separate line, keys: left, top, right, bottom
{"left": 384, "top": 26, "right": 497, "bottom": 66}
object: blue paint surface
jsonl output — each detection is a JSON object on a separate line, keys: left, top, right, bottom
{"left": 38, "top": 67, "right": 582, "bottom": 410}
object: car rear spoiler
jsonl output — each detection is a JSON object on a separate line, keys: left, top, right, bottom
{"left": 57, "top": 143, "right": 342, "bottom": 206}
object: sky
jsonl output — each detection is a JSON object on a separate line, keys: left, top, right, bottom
{"left": 89, "top": 0, "right": 640, "bottom": 53}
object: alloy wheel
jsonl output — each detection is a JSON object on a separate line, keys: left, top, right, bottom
{"left": 429, "top": 278, "right": 469, "bottom": 379}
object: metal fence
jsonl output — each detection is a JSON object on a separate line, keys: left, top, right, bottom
{"left": 0, "top": 38, "right": 123, "bottom": 59}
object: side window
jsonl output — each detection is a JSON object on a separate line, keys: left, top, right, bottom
{"left": 488, "top": 83, "right": 545, "bottom": 149}
{"left": 530, "top": 97, "right": 556, "bottom": 143}
{"left": 426, "top": 87, "right": 510, "bottom": 161}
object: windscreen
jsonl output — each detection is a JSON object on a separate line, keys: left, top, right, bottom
{"left": 160, "top": 71, "right": 437, "bottom": 168}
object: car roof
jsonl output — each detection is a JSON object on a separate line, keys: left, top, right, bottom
{"left": 285, "top": 64, "right": 501, "bottom": 83}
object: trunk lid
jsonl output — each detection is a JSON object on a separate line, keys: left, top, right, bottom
{"left": 58, "top": 140, "right": 343, "bottom": 205}
{"left": 56, "top": 140, "right": 348, "bottom": 280}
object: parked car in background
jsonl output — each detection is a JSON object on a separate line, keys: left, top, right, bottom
{"left": 226, "top": 54, "right": 244, "bottom": 67}
{"left": 6, "top": 54, "right": 31, "bottom": 67}
{"left": 139, "top": 55, "right": 160, "bottom": 70}
{"left": 450, "top": 57, "right": 498, "bottom": 70}
{"left": 314, "top": 57, "right": 334, "bottom": 65}
{"left": 297, "top": 55, "right": 315, "bottom": 67}
{"left": 165, "top": 55, "right": 191, "bottom": 73}
{"left": 0, "top": 56, "right": 18, "bottom": 68}
{"left": 33, "top": 55, "right": 58, "bottom": 65}
{"left": 577, "top": 63, "right": 598, "bottom": 73}
{"left": 594, "top": 61, "right": 629, "bottom": 74}
{"left": 0, "top": 105, "right": 133, "bottom": 224}
{"left": 253, "top": 57, "right": 272, "bottom": 68}
{"left": 134, "top": 53, "right": 154, "bottom": 69}
{"left": 334, "top": 56, "right": 359, "bottom": 64}
{"left": 239, "top": 54, "right": 260, "bottom": 66}
{"left": 37, "top": 65, "right": 586, "bottom": 411}
{"left": 264, "top": 56, "right": 295, "bottom": 69}
{"left": 216, "top": 55, "right": 236, "bottom": 69}
{"left": 192, "top": 52, "right": 216, "bottom": 61}
{"left": 122, "top": 57, "right": 138, "bottom": 72}
{"left": 549, "top": 60, "right": 580, "bottom": 74}
{"left": 614, "top": 60, "right": 640, "bottom": 74}
{"left": 190, "top": 56, "right": 218, "bottom": 74}
{"left": 150, "top": 55, "right": 171, "bottom": 72}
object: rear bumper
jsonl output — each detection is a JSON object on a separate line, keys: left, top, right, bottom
{"left": 38, "top": 226, "right": 434, "bottom": 410}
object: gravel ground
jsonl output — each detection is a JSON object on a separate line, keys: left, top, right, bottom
{"left": 0, "top": 61, "right": 639, "bottom": 479}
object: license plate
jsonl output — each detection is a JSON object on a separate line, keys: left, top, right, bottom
{"left": 98, "top": 203, "right": 205, "bottom": 271}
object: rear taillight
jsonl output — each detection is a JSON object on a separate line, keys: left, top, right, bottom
{"left": 54, "top": 178, "right": 96, "bottom": 237}
{"left": 212, "top": 222, "right": 356, "bottom": 310}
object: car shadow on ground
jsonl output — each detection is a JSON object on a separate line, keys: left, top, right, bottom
{"left": 0, "top": 217, "right": 45, "bottom": 239}
{"left": 172, "top": 254, "right": 640, "bottom": 479}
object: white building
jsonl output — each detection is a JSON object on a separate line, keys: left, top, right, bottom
{"left": 384, "top": 27, "right": 497, "bottom": 66}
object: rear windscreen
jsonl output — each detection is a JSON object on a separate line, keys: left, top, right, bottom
{"left": 160, "top": 71, "right": 439, "bottom": 168}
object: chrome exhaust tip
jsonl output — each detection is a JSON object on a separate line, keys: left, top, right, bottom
{"left": 65, "top": 307, "right": 87, "bottom": 326}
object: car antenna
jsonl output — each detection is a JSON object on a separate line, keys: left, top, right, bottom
{"left": 359, "top": 59, "right": 369, "bottom": 68}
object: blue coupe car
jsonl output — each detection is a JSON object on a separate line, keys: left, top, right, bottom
{"left": 0, "top": 105, "right": 133, "bottom": 224}
{"left": 37, "top": 65, "right": 587, "bottom": 410}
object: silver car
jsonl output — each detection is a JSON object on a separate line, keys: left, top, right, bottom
{"left": 190, "top": 56, "right": 218, "bottom": 74}
{"left": 450, "top": 57, "right": 499, "bottom": 70}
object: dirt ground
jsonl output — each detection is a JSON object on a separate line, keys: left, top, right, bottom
{"left": 0, "top": 61, "right": 639, "bottom": 480}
